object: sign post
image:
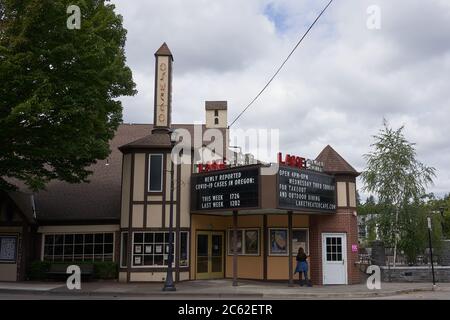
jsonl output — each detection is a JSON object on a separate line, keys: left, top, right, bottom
{"left": 232, "top": 210, "right": 238, "bottom": 286}
{"left": 288, "top": 211, "right": 294, "bottom": 287}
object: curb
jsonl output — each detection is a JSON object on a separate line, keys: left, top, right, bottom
{"left": 0, "top": 288, "right": 263, "bottom": 298}
{"left": 0, "top": 286, "right": 433, "bottom": 299}
{"left": 262, "top": 287, "right": 433, "bottom": 299}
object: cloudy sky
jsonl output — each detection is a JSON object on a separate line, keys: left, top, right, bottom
{"left": 111, "top": 0, "right": 450, "bottom": 199}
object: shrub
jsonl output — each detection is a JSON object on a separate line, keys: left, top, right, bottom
{"left": 29, "top": 261, "right": 51, "bottom": 280}
{"left": 27, "top": 260, "right": 118, "bottom": 280}
{"left": 93, "top": 262, "right": 118, "bottom": 279}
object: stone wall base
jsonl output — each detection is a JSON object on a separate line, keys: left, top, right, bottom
{"left": 381, "top": 266, "right": 450, "bottom": 282}
{"left": 440, "top": 240, "right": 450, "bottom": 266}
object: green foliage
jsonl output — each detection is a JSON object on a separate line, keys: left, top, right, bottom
{"left": 397, "top": 202, "right": 442, "bottom": 264}
{"left": 362, "top": 120, "right": 436, "bottom": 206}
{"left": 361, "top": 120, "right": 437, "bottom": 262}
{"left": 357, "top": 195, "right": 378, "bottom": 247}
{"left": 27, "top": 260, "right": 118, "bottom": 280}
{"left": 28, "top": 260, "right": 51, "bottom": 280}
{"left": 0, "top": 0, "right": 136, "bottom": 191}
{"left": 358, "top": 195, "right": 444, "bottom": 263}
{"left": 357, "top": 195, "right": 377, "bottom": 216}
{"left": 428, "top": 193, "right": 450, "bottom": 239}
{"left": 93, "top": 261, "right": 117, "bottom": 279}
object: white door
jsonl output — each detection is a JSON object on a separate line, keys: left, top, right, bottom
{"left": 322, "top": 233, "right": 347, "bottom": 285}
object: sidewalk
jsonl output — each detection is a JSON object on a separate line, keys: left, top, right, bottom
{"left": 1, "top": 280, "right": 448, "bottom": 299}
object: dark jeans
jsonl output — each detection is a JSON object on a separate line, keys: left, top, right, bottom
{"left": 295, "top": 261, "right": 308, "bottom": 283}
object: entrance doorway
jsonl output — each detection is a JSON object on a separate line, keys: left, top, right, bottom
{"left": 196, "top": 231, "right": 224, "bottom": 279}
{"left": 322, "top": 233, "right": 347, "bottom": 285}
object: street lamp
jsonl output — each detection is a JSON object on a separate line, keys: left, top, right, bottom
{"left": 427, "top": 216, "right": 436, "bottom": 289}
{"left": 163, "top": 132, "right": 177, "bottom": 291}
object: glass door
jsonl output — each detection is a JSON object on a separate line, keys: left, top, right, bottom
{"left": 196, "top": 231, "right": 224, "bottom": 279}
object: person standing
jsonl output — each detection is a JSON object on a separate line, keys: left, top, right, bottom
{"left": 294, "top": 247, "right": 311, "bottom": 287}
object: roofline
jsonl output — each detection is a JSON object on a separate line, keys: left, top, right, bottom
{"left": 36, "top": 219, "right": 120, "bottom": 226}
{"left": 118, "top": 144, "right": 172, "bottom": 153}
{"left": 327, "top": 171, "right": 361, "bottom": 177}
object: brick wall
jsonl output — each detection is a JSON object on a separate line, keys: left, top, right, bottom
{"left": 309, "top": 211, "right": 361, "bottom": 285}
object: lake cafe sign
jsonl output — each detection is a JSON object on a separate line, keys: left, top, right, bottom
{"left": 277, "top": 152, "right": 324, "bottom": 172}
{"left": 196, "top": 152, "right": 324, "bottom": 173}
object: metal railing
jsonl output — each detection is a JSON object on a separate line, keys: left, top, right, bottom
{"left": 358, "top": 252, "right": 441, "bottom": 266}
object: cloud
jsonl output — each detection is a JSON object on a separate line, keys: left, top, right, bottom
{"left": 112, "top": 0, "right": 450, "bottom": 198}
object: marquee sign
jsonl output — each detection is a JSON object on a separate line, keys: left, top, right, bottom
{"left": 277, "top": 166, "right": 336, "bottom": 212}
{"left": 191, "top": 166, "right": 259, "bottom": 211}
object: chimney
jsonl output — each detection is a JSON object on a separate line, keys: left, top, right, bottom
{"left": 205, "top": 101, "right": 228, "bottom": 129}
{"left": 152, "top": 42, "right": 173, "bottom": 134}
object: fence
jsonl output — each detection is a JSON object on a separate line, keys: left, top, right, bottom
{"left": 358, "top": 248, "right": 441, "bottom": 266}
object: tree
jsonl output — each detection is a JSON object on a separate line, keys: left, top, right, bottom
{"left": 361, "top": 120, "right": 436, "bottom": 266}
{"left": 398, "top": 199, "right": 442, "bottom": 264}
{"left": 357, "top": 195, "right": 380, "bottom": 246}
{"left": 429, "top": 193, "right": 450, "bottom": 239}
{"left": 0, "top": 0, "right": 136, "bottom": 191}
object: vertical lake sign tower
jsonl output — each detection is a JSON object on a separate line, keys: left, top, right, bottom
{"left": 153, "top": 42, "right": 173, "bottom": 134}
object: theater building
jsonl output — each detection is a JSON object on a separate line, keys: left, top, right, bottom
{"left": 0, "top": 43, "right": 360, "bottom": 285}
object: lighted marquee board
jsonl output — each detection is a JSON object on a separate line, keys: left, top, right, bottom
{"left": 277, "top": 166, "right": 336, "bottom": 212}
{"left": 191, "top": 167, "right": 259, "bottom": 211}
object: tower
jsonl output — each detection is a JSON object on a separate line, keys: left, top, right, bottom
{"left": 153, "top": 42, "right": 173, "bottom": 134}
{"left": 205, "top": 101, "right": 227, "bottom": 129}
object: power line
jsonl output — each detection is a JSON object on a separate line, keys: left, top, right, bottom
{"left": 228, "top": 0, "right": 335, "bottom": 128}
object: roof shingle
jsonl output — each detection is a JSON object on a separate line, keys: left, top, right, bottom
{"left": 315, "top": 145, "right": 359, "bottom": 176}
{"left": 30, "top": 124, "right": 226, "bottom": 223}
{"left": 205, "top": 101, "right": 227, "bottom": 110}
{"left": 155, "top": 42, "right": 173, "bottom": 59}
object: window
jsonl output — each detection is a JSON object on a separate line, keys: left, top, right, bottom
{"left": 292, "top": 229, "right": 309, "bottom": 255}
{"left": 43, "top": 233, "right": 114, "bottom": 262}
{"left": 0, "top": 235, "right": 17, "bottom": 263}
{"left": 214, "top": 110, "right": 219, "bottom": 117}
{"left": 269, "top": 228, "right": 288, "bottom": 256}
{"left": 227, "top": 229, "right": 260, "bottom": 255}
{"left": 180, "top": 232, "right": 189, "bottom": 267}
{"left": 227, "top": 229, "right": 242, "bottom": 255}
{"left": 120, "top": 232, "right": 128, "bottom": 268}
{"left": 132, "top": 231, "right": 188, "bottom": 267}
{"left": 214, "top": 117, "right": 219, "bottom": 125}
{"left": 326, "top": 236, "right": 343, "bottom": 261}
{"left": 148, "top": 154, "right": 163, "bottom": 192}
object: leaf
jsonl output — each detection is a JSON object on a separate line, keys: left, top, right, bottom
{"left": 0, "top": 0, "right": 136, "bottom": 191}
